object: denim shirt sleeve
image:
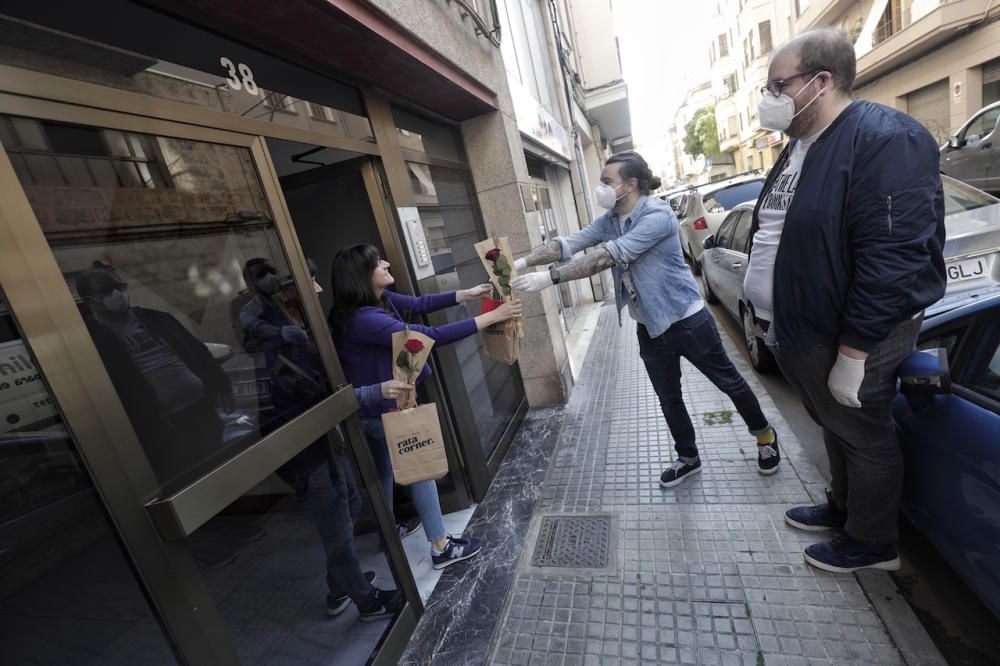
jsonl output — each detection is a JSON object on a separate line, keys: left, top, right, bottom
{"left": 604, "top": 206, "right": 678, "bottom": 266}
{"left": 555, "top": 215, "right": 608, "bottom": 261}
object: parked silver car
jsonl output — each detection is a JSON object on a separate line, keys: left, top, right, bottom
{"left": 672, "top": 176, "right": 765, "bottom": 276}
{"left": 941, "top": 100, "right": 1000, "bottom": 196}
{"left": 699, "top": 175, "right": 1000, "bottom": 372}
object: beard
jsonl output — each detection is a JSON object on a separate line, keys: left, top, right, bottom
{"left": 786, "top": 90, "right": 822, "bottom": 139}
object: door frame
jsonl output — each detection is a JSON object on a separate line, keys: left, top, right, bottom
{"left": 0, "top": 84, "right": 419, "bottom": 664}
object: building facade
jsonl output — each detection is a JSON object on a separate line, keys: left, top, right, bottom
{"left": 497, "top": 0, "right": 632, "bottom": 343}
{"left": 802, "top": 0, "right": 1000, "bottom": 147}
{"left": 0, "top": 1, "right": 619, "bottom": 663}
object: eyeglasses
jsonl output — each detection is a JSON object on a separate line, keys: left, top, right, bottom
{"left": 761, "top": 69, "right": 823, "bottom": 98}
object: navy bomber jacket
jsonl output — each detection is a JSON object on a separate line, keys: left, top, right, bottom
{"left": 753, "top": 99, "right": 947, "bottom": 354}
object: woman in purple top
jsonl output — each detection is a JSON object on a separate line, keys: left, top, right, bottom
{"left": 329, "top": 244, "right": 521, "bottom": 569}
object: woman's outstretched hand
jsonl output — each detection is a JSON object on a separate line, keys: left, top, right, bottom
{"left": 457, "top": 283, "right": 494, "bottom": 302}
{"left": 380, "top": 379, "right": 415, "bottom": 400}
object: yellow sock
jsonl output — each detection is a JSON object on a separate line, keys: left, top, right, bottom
{"left": 756, "top": 428, "right": 775, "bottom": 445}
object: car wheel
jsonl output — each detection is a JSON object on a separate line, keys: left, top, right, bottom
{"left": 742, "top": 306, "right": 775, "bottom": 373}
{"left": 701, "top": 270, "right": 719, "bottom": 304}
{"left": 690, "top": 248, "right": 703, "bottom": 276}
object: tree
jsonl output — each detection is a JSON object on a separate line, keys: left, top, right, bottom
{"left": 682, "top": 105, "right": 720, "bottom": 158}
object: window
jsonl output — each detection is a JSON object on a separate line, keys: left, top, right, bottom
{"left": 715, "top": 211, "right": 740, "bottom": 249}
{"left": 704, "top": 181, "right": 765, "bottom": 212}
{"left": 962, "top": 107, "right": 1000, "bottom": 144}
{"left": 743, "top": 36, "right": 751, "bottom": 67}
{"left": 759, "top": 21, "right": 773, "bottom": 55}
{"left": 261, "top": 90, "right": 297, "bottom": 114}
{"left": 718, "top": 34, "right": 729, "bottom": 57}
{"left": 392, "top": 106, "right": 465, "bottom": 163}
{"left": 728, "top": 115, "right": 739, "bottom": 136}
{"left": 795, "top": 0, "right": 810, "bottom": 17}
{"left": 731, "top": 210, "right": 753, "bottom": 254}
{"left": 725, "top": 73, "right": 738, "bottom": 95}
{"left": 966, "top": 323, "right": 1000, "bottom": 403}
{"left": 1, "top": 117, "right": 169, "bottom": 190}
{"left": 750, "top": 31, "right": 756, "bottom": 61}
{"left": 942, "top": 176, "right": 1000, "bottom": 215}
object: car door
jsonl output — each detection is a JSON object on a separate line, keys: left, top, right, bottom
{"left": 943, "top": 106, "right": 1000, "bottom": 193}
{"left": 715, "top": 209, "right": 751, "bottom": 317}
{"left": 705, "top": 210, "right": 740, "bottom": 313}
{"left": 894, "top": 311, "right": 1000, "bottom": 618}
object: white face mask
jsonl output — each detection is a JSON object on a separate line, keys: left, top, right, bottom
{"left": 758, "top": 73, "right": 823, "bottom": 132}
{"left": 101, "top": 289, "right": 129, "bottom": 314}
{"left": 595, "top": 182, "right": 626, "bottom": 210}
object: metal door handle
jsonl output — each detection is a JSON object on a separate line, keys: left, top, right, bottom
{"left": 731, "top": 262, "right": 743, "bottom": 269}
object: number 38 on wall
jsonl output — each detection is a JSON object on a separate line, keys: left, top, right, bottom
{"left": 220, "top": 57, "right": 259, "bottom": 95}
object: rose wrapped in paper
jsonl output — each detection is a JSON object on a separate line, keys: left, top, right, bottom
{"left": 396, "top": 338, "right": 425, "bottom": 381}
{"left": 485, "top": 247, "right": 512, "bottom": 299}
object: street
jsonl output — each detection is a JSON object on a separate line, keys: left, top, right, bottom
{"left": 703, "top": 280, "right": 1000, "bottom": 665}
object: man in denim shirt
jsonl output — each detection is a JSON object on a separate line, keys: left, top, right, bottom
{"left": 512, "top": 151, "right": 779, "bottom": 486}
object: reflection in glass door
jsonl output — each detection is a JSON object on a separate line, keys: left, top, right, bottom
{"left": 407, "top": 162, "right": 525, "bottom": 467}
{"left": 0, "top": 114, "right": 409, "bottom": 663}
{"left": 0, "top": 291, "right": 179, "bottom": 664}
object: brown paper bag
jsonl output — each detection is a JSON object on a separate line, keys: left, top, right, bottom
{"left": 482, "top": 318, "right": 520, "bottom": 365}
{"left": 381, "top": 403, "right": 449, "bottom": 485}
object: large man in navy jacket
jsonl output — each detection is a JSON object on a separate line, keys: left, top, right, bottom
{"left": 744, "top": 28, "right": 946, "bottom": 573}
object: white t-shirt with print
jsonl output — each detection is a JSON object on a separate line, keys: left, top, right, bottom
{"left": 743, "top": 126, "right": 827, "bottom": 322}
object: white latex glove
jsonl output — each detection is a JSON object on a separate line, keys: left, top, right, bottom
{"left": 828, "top": 352, "right": 866, "bottom": 408}
{"left": 511, "top": 271, "right": 553, "bottom": 293}
{"left": 513, "top": 257, "right": 528, "bottom": 271}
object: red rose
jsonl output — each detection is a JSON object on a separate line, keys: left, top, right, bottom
{"left": 484, "top": 248, "right": 501, "bottom": 261}
{"left": 404, "top": 339, "right": 424, "bottom": 354}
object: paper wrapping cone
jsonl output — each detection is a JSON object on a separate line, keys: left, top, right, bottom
{"left": 390, "top": 329, "right": 434, "bottom": 410}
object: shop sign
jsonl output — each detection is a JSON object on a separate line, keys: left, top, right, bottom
{"left": 755, "top": 131, "right": 783, "bottom": 149}
{"left": 508, "top": 78, "right": 571, "bottom": 160}
{"left": 0, "top": 338, "right": 57, "bottom": 434}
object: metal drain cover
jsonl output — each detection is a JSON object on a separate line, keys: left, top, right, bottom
{"left": 530, "top": 515, "right": 610, "bottom": 568}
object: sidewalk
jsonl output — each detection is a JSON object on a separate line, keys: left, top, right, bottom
{"left": 403, "top": 304, "right": 942, "bottom": 665}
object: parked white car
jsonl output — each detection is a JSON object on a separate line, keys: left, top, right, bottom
{"left": 699, "top": 175, "right": 1000, "bottom": 372}
{"left": 672, "top": 176, "right": 765, "bottom": 275}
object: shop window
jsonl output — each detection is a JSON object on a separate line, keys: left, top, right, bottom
{"left": 0, "top": 290, "right": 179, "bottom": 663}
{"left": 406, "top": 161, "right": 522, "bottom": 456}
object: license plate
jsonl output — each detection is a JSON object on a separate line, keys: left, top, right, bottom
{"left": 946, "top": 256, "right": 991, "bottom": 283}
{"left": 234, "top": 380, "right": 269, "bottom": 397}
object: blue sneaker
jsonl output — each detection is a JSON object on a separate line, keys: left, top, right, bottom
{"left": 431, "top": 535, "right": 482, "bottom": 570}
{"left": 803, "top": 534, "right": 900, "bottom": 573}
{"left": 784, "top": 491, "right": 847, "bottom": 532}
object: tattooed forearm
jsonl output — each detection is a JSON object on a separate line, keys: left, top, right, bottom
{"left": 555, "top": 247, "right": 615, "bottom": 282}
{"left": 522, "top": 240, "right": 563, "bottom": 267}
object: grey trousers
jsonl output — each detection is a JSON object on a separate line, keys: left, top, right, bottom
{"left": 770, "top": 317, "right": 922, "bottom": 544}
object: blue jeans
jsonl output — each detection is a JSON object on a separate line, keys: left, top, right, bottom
{"left": 361, "top": 417, "right": 447, "bottom": 543}
{"left": 637, "top": 309, "right": 771, "bottom": 461}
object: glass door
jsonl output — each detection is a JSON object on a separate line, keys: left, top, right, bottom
{"left": 0, "top": 103, "right": 418, "bottom": 664}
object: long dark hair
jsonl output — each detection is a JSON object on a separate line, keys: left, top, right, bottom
{"left": 328, "top": 244, "right": 391, "bottom": 334}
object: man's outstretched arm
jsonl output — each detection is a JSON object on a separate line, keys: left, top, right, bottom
{"left": 518, "top": 240, "right": 563, "bottom": 268}
{"left": 512, "top": 247, "right": 615, "bottom": 292}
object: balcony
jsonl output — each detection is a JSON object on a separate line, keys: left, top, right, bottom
{"left": 583, "top": 79, "right": 632, "bottom": 148}
{"left": 856, "top": 0, "right": 993, "bottom": 87}
{"left": 720, "top": 135, "right": 741, "bottom": 153}
{"left": 795, "top": 0, "right": 858, "bottom": 32}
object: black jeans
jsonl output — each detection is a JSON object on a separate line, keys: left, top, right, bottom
{"left": 637, "top": 309, "right": 771, "bottom": 461}
{"left": 770, "top": 317, "right": 922, "bottom": 544}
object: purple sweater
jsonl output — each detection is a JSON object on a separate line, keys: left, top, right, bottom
{"left": 333, "top": 290, "right": 478, "bottom": 417}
